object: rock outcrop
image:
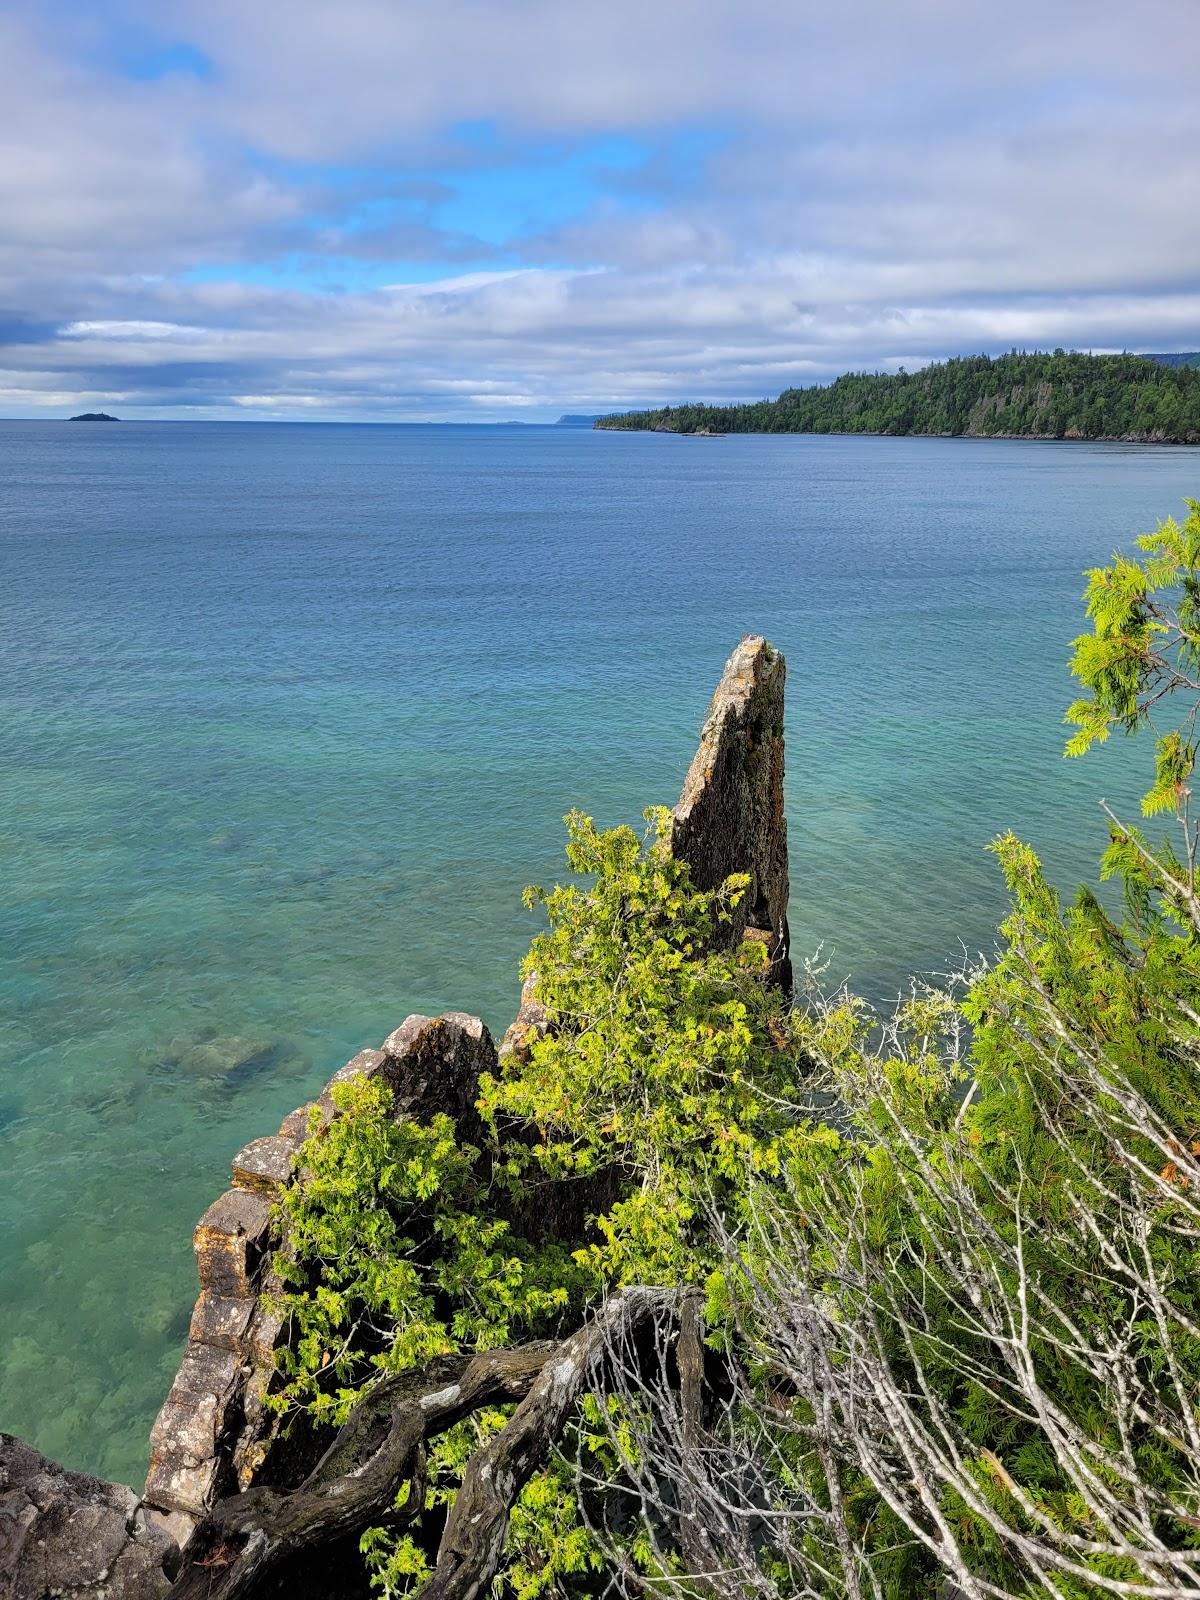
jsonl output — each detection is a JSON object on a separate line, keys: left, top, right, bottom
{"left": 143, "top": 1015, "right": 497, "bottom": 1533}
{"left": 0, "top": 1434, "right": 177, "bottom": 1600}
{"left": 133, "top": 635, "right": 789, "bottom": 1540}
{"left": 671, "top": 635, "right": 790, "bottom": 986}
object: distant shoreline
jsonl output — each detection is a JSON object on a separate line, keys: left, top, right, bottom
{"left": 595, "top": 351, "right": 1200, "bottom": 446}
{"left": 595, "top": 424, "right": 1200, "bottom": 446}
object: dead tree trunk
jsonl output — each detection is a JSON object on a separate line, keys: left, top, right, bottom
{"left": 418, "top": 1287, "right": 678, "bottom": 1600}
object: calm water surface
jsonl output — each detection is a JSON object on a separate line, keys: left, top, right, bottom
{"left": 1, "top": 420, "right": 1197, "bottom": 1485}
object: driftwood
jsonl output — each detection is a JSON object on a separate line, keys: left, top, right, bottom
{"left": 171, "top": 1287, "right": 678, "bottom": 1600}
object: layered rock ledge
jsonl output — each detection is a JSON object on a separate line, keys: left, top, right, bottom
{"left": 143, "top": 1014, "right": 497, "bottom": 1531}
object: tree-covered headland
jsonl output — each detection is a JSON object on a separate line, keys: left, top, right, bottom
{"left": 171, "top": 502, "right": 1200, "bottom": 1600}
{"left": 596, "top": 350, "right": 1200, "bottom": 441}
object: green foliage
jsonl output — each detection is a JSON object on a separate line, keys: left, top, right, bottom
{"left": 691, "top": 506, "right": 1200, "bottom": 1599}
{"left": 268, "top": 504, "right": 1200, "bottom": 1598}
{"left": 503, "top": 1459, "right": 605, "bottom": 1600}
{"left": 949, "top": 833, "right": 1199, "bottom": 1587}
{"left": 1066, "top": 498, "right": 1200, "bottom": 819}
{"left": 361, "top": 1409, "right": 514, "bottom": 1599}
{"left": 480, "top": 806, "right": 812, "bottom": 1285}
{"left": 268, "top": 1079, "right": 572, "bottom": 1428}
{"left": 270, "top": 803, "right": 814, "bottom": 1593}
{"left": 360, "top": 1525, "right": 430, "bottom": 1598}
{"left": 701, "top": 810, "right": 1200, "bottom": 1598}
{"left": 597, "top": 351, "right": 1200, "bottom": 443}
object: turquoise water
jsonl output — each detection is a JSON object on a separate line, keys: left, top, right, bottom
{"left": 1, "top": 420, "right": 1197, "bottom": 1487}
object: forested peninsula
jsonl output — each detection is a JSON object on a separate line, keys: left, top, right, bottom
{"left": 596, "top": 350, "right": 1200, "bottom": 442}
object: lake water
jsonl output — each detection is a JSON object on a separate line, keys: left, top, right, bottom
{"left": 1, "top": 419, "right": 1197, "bottom": 1487}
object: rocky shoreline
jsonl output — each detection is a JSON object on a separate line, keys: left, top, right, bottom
{"left": 0, "top": 636, "right": 789, "bottom": 1600}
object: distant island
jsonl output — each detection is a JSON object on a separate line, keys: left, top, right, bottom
{"left": 69, "top": 411, "right": 119, "bottom": 422}
{"left": 595, "top": 351, "right": 1200, "bottom": 443}
{"left": 555, "top": 413, "right": 605, "bottom": 426}
{"left": 1143, "top": 352, "right": 1200, "bottom": 370}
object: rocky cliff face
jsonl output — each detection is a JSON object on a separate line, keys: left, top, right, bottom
{"left": 137, "top": 633, "right": 790, "bottom": 1538}
{"left": 0, "top": 636, "right": 789, "bottom": 1596}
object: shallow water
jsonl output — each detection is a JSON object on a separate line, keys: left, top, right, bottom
{"left": 1, "top": 419, "right": 1196, "bottom": 1485}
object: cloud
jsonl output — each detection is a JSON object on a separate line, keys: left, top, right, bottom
{"left": 1, "top": 0, "right": 1198, "bottom": 417}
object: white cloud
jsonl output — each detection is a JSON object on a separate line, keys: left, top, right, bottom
{"left": 60, "top": 320, "right": 215, "bottom": 340}
{"left": 1, "top": 0, "right": 1198, "bottom": 417}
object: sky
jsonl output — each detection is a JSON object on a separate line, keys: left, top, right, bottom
{"left": 2, "top": 0, "right": 1198, "bottom": 421}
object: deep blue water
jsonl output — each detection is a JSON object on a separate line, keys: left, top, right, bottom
{"left": 1, "top": 419, "right": 1197, "bottom": 1486}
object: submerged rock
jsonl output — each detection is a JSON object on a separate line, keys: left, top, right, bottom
{"left": 150, "top": 1031, "right": 295, "bottom": 1092}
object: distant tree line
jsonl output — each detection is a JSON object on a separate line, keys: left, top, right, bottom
{"left": 596, "top": 350, "right": 1200, "bottom": 442}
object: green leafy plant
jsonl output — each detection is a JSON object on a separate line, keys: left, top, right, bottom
{"left": 580, "top": 505, "right": 1200, "bottom": 1600}
{"left": 1067, "top": 498, "right": 1200, "bottom": 817}
{"left": 479, "top": 806, "right": 811, "bottom": 1285}
{"left": 268, "top": 1079, "right": 572, "bottom": 1428}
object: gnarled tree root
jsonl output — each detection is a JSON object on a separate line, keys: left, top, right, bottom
{"left": 172, "top": 1286, "right": 677, "bottom": 1600}
{"left": 172, "top": 1343, "right": 555, "bottom": 1600}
